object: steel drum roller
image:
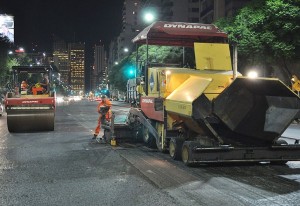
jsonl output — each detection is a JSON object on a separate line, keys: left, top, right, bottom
{"left": 7, "top": 109, "right": 55, "bottom": 132}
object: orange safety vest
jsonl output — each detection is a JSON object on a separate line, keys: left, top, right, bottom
{"left": 97, "top": 99, "right": 112, "bottom": 120}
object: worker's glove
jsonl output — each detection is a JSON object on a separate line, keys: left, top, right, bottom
{"left": 99, "top": 106, "right": 109, "bottom": 114}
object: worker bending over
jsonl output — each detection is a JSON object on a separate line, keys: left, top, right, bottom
{"left": 92, "top": 95, "right": 112, "bottom": 140}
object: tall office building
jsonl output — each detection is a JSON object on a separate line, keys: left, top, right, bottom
{"left": 200, "top": 0, "right": 251, "bottom": 23}
{"left": 92, "top": 44, "right": 107, "bottom": 91}
{"left": 161, "top": 0, "right": 200, "bottom": 22}
{"left": 68, "top": 42, "right": 85, "bottom": 94}
{"left": 117, "top": 0, "right": 143, "bottom": 61}
{"left": 108, "top": 0, "right": 252, "bottom": 86}
{"left": 53, "top": 51, "right": 69, "bottom": 84}
{"left": 53, "top": 36, "right": 69, "bottom": 85}
{"left": 159, "top": 0, "right": 251, "bottom": 24}
{"left": 223, "top": 0, "right": 252, "bottom": 17}
{"left": 108, "top": 39, "right": 118, "bottom": 70}
{"left": 113, "top": 0, "right": 162, "bottom": 63}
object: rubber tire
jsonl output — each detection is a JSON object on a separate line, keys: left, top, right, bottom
{"left": 156, "top": 135, "right": 167, "bottom": 153}
{"left": 142, "top": 125, "right": 156, "bottom": 148}
{"left": 271, "top": 140, "right": 288, "bottom": 165}
{"left": 182, "top": 144, "right": 192, "bottom": 166}
{"left": 169, "top": 138, "right": 184, "bottom": 160}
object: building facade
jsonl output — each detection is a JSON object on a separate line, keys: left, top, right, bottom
{"left": 92, "top": 44, "right": 107, "bottom": 91}
{"left": 161, "top": 0, "right": 200, "bottom": 22}
{"left": 200, "top": 0, "right": 251, "bottom": 23}
{"left": 107, "top": 0, "right": 252, "bottom": 95}
{"left": 52, "top": 36, "right": 69, "bottom": 85}
{"left": 53, "top": 51, "right": 69, "bottom": 84}
{"left": 117, "top": 0, "right": 143, "bottom": 61}
{"left": 159, "top": 0, "right": 251, "bottom": 24}
{"left": 68, "top": 42, "right": 85, "bottom": 94}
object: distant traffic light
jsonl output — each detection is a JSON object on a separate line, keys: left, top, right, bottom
{"left": 124, "top": 65, "right": 136, "bottom": 78}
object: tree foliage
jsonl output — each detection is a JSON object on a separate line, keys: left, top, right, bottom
{"left": 215, "top": 0, "right": 300, "bottom": 79}
{"left": 0, "top": 41, "right": 35, "bottom": 87}
{"left": 0, "top": 54, "right": 32, "bottom": 87}
{"left": 109, "top": 45, "right": 194, "bottom": 91}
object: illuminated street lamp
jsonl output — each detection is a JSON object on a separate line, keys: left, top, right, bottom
{"left": 124, "top": 47, "right": 129, "bottom": 53}
{"left": 247, "top": 70, "right": 258, "bottom": 79}
{"left": 144, "top": 12, "right": 155, "bottom": 23}
{"left": 141, "top": 6, "right": 157, "bottom": 24}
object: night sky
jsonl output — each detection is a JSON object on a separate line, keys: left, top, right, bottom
{"left": 0, "top": 0, "right": 124, "bottom": 52}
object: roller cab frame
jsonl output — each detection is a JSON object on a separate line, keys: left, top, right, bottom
{"left": 5, "top": 66, "right": 56, "bottom": 133}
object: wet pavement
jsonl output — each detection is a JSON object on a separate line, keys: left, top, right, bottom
{"left": 0, "top": 100, "right": 299, "bottom": 206}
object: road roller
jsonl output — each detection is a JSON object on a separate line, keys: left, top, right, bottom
{"left": 5, "top": 66, "right": 56, "bottom": 132}
{"left": 123, "top": 21, "right": 300, "bottom": 165}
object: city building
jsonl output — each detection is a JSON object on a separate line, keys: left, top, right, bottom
{"left": 52, "top": 36, "right": 69, "bottom": 85}
{"left": 107, "top": 0, "right": 252, "bottom": 95}
{"left": 200, "top": 0, "right": 251, "bottom": 23}
{"left": 159, "top": 0, "right": 251, "bottom": 24}
{"left": 117, "top": 0, "right": 142, "bottom": 61}
{"left": 92, "top": 44, "right": 107, "bottom": 91}
{"left": 160, "top": 0, "right": 200, "bottom": 22}
{"left": 108, "top": 0, "right": 161, "bottom": 71}
{"left": 108, "top": 39, "right": 118, "bottom": 69}
{"left": 53, "top": 51, "right": 69, "bottom": 84}
{"left": 68, "top": 42, "right": 85, "bottom": 94}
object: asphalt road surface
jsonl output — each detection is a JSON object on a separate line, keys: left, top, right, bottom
{"left": 0, "top": 99, "right": 299, "bottom": 206}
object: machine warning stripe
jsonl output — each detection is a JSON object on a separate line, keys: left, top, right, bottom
{"left": 9, "top": 107, "right": 53, "bottom": 110}
{"left": 6, "top": 98, "right": 55, "bottom": 105}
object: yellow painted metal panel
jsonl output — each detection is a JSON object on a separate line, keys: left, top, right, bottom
{"left": 292, "top": 75, "right": 300, "bottom": 92}
{"left": 194, "top": 43, "right": 232, "bottom": 71}
{"left": 20, "top": 94, "right": 50, "bottom": 98}
{"left": 165, "top": 76, "right": 211, "bottom": 117}
{"left": 148, "top": 67, "right": 235, "bottom": 100}
{"left": 165, "top": 100, "right": 193, "bottom": 117}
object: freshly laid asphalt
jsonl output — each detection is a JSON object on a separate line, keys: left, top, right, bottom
{"left": 0, "top": 100, "right": 299, "bottom": 206}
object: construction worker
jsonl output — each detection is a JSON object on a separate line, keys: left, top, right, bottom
{"left": 21, "top": 80, "right": 28, "bottom": 91}
{"left": 20, "top": 80, "right": 29, "bottom": 95}
{"left": 92, "top": 95, "right": 112, "bottom": 140}
{"left": 39, "top": 73, "right": 50, "bottom": 93}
